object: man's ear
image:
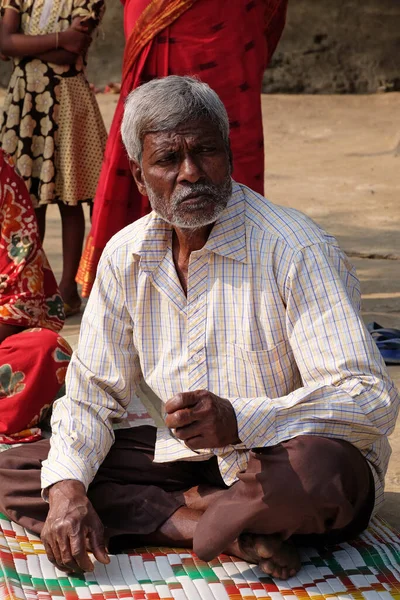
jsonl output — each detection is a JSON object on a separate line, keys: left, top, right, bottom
{"left": 228, "top": 142, "right": 233, "bottom": 174}
{"left": 130, "top": 159, "right": 148, "bottom": 196}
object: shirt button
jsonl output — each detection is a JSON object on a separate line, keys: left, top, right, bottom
{"left": 193, "top": 353, "right": 203, "bottom": 363}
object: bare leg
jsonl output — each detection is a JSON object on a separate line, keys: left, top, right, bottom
{"left": 35, "top": 205, "right": 47, "bottom": 243}
{"left": 58, "top": 202, "right": 85, "bottom": 309}
{"left": 129, "top": 486, "right": 301, "bottom": 580}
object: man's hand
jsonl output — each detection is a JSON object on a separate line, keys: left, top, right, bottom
{"left": 41, "top": 480, "right": 109, "bottom": 573}
{"left": 165, "top": 390, "right": 240, "bottom": 449}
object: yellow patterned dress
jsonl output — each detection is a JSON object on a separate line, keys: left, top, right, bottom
{"left": 0, "top": 0, "right": 107, "bottom": 207}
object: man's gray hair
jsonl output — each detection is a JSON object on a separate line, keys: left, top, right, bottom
{"left": 121, "top": 76, "right": 230, "bottom": 163}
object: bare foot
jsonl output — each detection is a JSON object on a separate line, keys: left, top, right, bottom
{"left": 183, "top": 485, "right": 226, "bottom": 512}
{"left": 227, "top": 533, "right": 301, "bottom": 580}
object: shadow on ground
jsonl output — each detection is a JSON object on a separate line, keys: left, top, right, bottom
{"left": 379, "top": 492, "right": 400, "bottom": 528}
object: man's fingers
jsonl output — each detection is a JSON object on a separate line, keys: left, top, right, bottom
{"left": 165, "top": 392, "right": 201, "bottom": 414}
{"left": 58, "top": 535, "right": 85, "bottom": 573}
{"left": 42, "top": 538, "right": 69, "bottom": 572}
{"left": 70, "top": 532, "right": 95, "bottom": 572}
{"left": 88, "top": 529, "right": 110, "bottom": 565}
{"left": 165, "top": 407, "right": 196, "bottom": 429}
{"left": 172, "top": 421, "right": 208, "bottom": 448}
{"left": 173, "top": 422, "right": 203, "bottom": 441}
{"left": 183, "top": 435, "right": 205, "bottom": 450}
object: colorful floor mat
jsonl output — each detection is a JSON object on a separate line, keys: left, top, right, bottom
{"left": 1, "top": 513, "right": 399, "bottom": 600}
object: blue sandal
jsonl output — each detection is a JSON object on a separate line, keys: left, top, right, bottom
{"left": 367, "top": 322, "right": 400, "bottom": 365}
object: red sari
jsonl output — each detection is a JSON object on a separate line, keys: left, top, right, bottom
{"left": 0, "top": 150, "right": 72, "bottom": 444}
{"left": 77, "top": 0, "right": 288, "bottom": 297}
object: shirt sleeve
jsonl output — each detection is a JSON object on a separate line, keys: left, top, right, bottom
{"left": 228, "top": 242, "right": 399, "bottom": 453}
{"left": 41, "top": 246, "right": 141, "bottom": 492}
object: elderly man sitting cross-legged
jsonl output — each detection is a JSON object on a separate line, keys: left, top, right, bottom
{"left": 0, "top": 76, "right": 398, "bottom": 580}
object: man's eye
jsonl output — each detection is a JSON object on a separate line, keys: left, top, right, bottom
{"left": 199, "top": 147, "right": 215, "bottom": 153}
{"left": 157, "top": 154, "right": 176, "bottom": 164}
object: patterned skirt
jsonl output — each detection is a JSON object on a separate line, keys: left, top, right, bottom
{"left": 0, "top": 328, "right": 72, "bottom": 444}
{"left": 0, "top": 59, "right": 107, "bottom": 207}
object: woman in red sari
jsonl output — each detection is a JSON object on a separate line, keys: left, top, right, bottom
{"left": 0, "top": 149, "right": 72, "bottom": 445}
{"left": 77, "top": 0, "right": 288, "bottom": 297}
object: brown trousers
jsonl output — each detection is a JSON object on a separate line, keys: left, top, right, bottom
{"left": 0, "top": 426, "right": 374, "bottom": 560}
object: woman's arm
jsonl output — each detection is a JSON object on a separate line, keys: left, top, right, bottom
{"left": 35, "top": 20, "right": 94, "bottom": 65}
{"left": 35, "top": 49, "right": 80, "bottom": 65}
{"left": 0, "top": 9, "right": 92, "bottom": 58}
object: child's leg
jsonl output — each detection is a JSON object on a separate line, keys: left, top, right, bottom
{"left": 58, "top": 202, "right": 85, "bottom": 310}
{"left": 35, "top": 206, "right": 47, "bottom": 243}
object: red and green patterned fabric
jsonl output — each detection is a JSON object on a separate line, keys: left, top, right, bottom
{"left": 0, "top": 149, "right": 71, "bottom": 444}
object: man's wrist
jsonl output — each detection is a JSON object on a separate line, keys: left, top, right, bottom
{"left": 48, "top": 479, "right": 86, "bottom": 502}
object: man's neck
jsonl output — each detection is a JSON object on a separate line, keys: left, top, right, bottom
{"left": 172, "top": 223, "right": 214, "bottom": 262}
{"left": 172, "top": 224, "right": 214, "bottom": 296}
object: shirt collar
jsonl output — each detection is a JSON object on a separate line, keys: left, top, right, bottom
{"left": 132, "top": 180, "right": 247, "bottom": 274}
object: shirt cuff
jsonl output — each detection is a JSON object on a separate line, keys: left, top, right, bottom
{"left": 229, "top": 396, "right": 274, "bottom": 449}
{"left": 41, "top": 455, "right": 94, "bottom": 499}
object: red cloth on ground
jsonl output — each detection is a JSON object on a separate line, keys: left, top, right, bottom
{"left": 76, "top": 0, "right": 288, "bottom": 297}
{"left": 0, "top": 329, "right": 72, "bottom": 444}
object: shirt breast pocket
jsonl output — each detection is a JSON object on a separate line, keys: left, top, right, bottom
{"left": 225, "top": 339, "right": 297, "bottom": 398}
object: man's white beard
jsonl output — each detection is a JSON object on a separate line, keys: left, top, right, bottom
{"left": 144, "top": 177, "right": 232, "bottom": 229}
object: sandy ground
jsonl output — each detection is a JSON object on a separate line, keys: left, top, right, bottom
{"left": 2, "top": 89, "right": 399, "bottom": 528}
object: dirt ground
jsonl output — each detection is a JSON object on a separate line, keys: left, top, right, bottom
{"left": 1, "top": 89, "right": 399, "bottom": 527}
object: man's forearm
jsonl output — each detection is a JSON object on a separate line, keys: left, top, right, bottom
{"left": 41, "top": 248, "right": 141, "bottom": 494}
{"left": 228, "top": 369, "right": 396, "bottom": 453}
{"left": 41, "top": 383, "right": 120, "bottom": 493}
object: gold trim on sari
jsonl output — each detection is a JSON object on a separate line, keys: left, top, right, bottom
{"left": 122, "top": 0, "right": 197, "bottom": 82}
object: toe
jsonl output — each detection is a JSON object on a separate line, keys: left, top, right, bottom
{"left": 259, "top": 561, "right": 290, "bottom": 580}
{"left": 259, "top": 558, "right": 275, "bottom": 576}
{"left": 280, "top": 567, "right": 289, "bottom": 580}
{"left": 253, "top": 534, "right": 282, "bottom": 559}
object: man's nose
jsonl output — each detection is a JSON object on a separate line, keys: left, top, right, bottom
{"left": 177, "top": 156, "right": 203, "bottom": 184}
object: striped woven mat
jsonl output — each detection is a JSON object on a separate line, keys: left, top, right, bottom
{"left": 1, "top": 512, "right": 399, "bottom": 600}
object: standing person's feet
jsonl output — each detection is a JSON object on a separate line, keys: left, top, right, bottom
{"left": 227, "top": 533, "right": 301, "bottom": 580}
{"left": 59, "top": 283, "right": 82, "bottom": 317}
{"left": 58, "top": 202, "right": 85, "bottom": 317}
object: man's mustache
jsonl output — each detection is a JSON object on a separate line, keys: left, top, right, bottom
{"left": 172, "top": 183, "right": 223, "bottom": 206}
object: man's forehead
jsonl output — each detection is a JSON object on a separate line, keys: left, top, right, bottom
{"left": 143, "top": 119, "right": 222, "bottom": 148}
